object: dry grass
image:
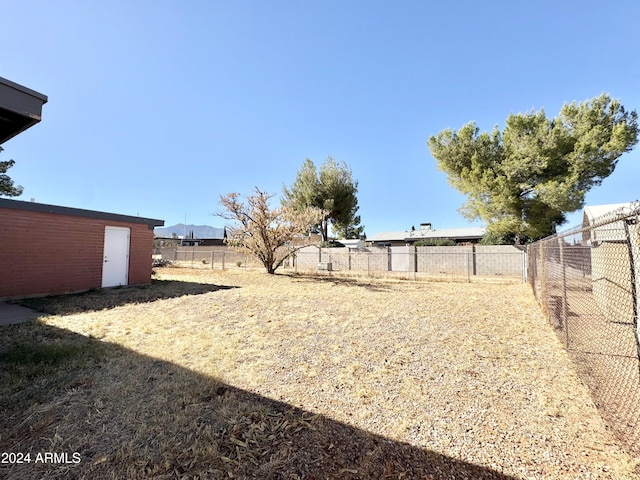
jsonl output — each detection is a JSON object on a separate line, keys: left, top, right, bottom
{"left": 1, "top": 267, "right": 638, "bottom": 479}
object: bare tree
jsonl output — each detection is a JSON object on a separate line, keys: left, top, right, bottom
{"left": 219, "top": 188, "right": 323, "bottom": 274}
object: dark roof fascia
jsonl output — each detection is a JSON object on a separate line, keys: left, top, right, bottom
{"left": 0, "top": 77, "right": 48, "bottom": 103}
{"left": 0, "top": 77, "right": 48, "bottom": 144}
{"left": 0, "top": 198, "right": 164, "bottom": 229}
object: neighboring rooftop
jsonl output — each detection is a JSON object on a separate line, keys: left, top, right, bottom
{"left": 369, "top": 223, "right": 486, "bottom": 244}
{"left": 0, "top": 77, "right": 48, "bottom": 145}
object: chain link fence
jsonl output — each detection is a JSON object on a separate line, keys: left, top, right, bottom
{"left": 154, "top": 247, "right": 260, "bottom": 270}
{"left": 154, "top": 245, "right": 526, "bottom": 281}
{"left": 527, "top": 202, "right": 640, "bottom": 457}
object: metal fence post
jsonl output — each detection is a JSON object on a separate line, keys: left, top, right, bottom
{"left": 540, "top": 241, "right": 548, "bottom": 315}
{"left": 622, "top": 219, "right": 640, "bottom": 361}
{"left": 471, "top": 244, "right": 477, "bottom": 276}
{"left": 558, "top": 237, "right": 569, "bottom": 348}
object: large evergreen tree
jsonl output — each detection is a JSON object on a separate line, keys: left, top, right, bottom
{"left": 0, "top": 147, "right": 23, "bottom": 197}
{"left": 283, "top": 156, "right": 363, "bottom": 241}
{"left": 427, "top": 94, "right": 638, "bottom": 243}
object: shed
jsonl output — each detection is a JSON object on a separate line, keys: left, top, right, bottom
{"left": 582, "top": 203, "right": 634, "bottom": 244}
{"left": 0, "top": 198, "right": 164, "bottom": 299}
{"left": 582, "top": 202, "right": 640, "bottom": 326}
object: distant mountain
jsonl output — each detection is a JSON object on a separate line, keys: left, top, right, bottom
{"left": 154, "top": 224, "right": 225, "bottom": 239}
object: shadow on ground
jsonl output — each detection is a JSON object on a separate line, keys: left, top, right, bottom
{"left": 285, "top": 272, "right": 400, "bottom": 292}
{"left": 0, "top": 321, "right": 517, "bottom": 480}
{"left": 14, "top": 279, "right": 238, "bottom": 316}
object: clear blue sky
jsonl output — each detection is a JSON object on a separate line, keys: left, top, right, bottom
{"left": 2, "top": 1, "right": 639, "bottom": 236}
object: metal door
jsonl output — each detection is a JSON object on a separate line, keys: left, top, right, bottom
{"left": 102, "top": 226, "right": 130, "bottom": 287}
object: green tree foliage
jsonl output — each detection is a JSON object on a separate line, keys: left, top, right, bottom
{"left": 0, "top": 147, "right": 23, "bottom": 197}
{"left": 414, "top": 238, "right": 456, "bottom": 246}
{"left": 283, "top": 156, "right": 364, "bottom": 241}
{"left": 427, "top": 94, "right": 639, "bottom": 243}
{"left": 219, "top": 188, "right": 324, "bottom": 274}
{"left": 479, "top": 231, "right": 505, "bottom": 245}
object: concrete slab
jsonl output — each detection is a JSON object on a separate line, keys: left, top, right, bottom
{"left": 0, "top": 302, "right": 45, "bottom": 326}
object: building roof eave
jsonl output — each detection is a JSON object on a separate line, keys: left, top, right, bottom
{"left": 0, "top": 198, "right": 164, "bottom": 229}
{"left": 0, "top": 77, "right": 48, "bottom": 145}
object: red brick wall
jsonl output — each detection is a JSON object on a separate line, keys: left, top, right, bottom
{"left": 128, "top": 222, "right": 155, "bottom": 286}
{"left": 0, "top": 207, "right": 155, "bottom": 299}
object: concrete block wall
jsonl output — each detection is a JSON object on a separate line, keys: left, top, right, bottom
{"left": 474, "top": 245, "right": 524, "bottom": 276}
{"left": 415, "top": 246, "right": 474, "bottom": 274}
{"left": 289, "top": 244, "right": 525, "bottom": 278}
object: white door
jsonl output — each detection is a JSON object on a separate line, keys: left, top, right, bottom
{"left": 102, "top": 226, "right": 130, "bottom": 287}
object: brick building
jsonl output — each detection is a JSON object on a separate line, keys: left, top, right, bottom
{"left": 0, "top": 76, "right": 164, "bottom": 299}
{"left": 0, "top": 199, "right": 164, "bottom": 299}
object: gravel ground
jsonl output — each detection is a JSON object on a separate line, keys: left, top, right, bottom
{"left": 2, "top": 267, "right": 638, "bottom": 479}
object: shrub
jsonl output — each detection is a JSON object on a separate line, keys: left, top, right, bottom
{"left": 152, "top": 258, "right": 173, "bottom": 267}
{"left": 414, "top": 238, "right": 456, "bottom": 247}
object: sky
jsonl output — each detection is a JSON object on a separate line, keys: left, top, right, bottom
{"left": 2, "top": 1, "right": 640, "bottom": 237}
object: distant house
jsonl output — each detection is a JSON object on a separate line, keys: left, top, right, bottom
{"left": 179, "top": 238, "right": 226, "bottom": 247}
{"left": 337, "top": 239, "right": 366, "bottom": 250}
{"left": 368, "top": 223, "right": 486, "bottom": 247}
{"left": 290, "top": 232, "right": 322, "bottom": 248}
{"left": 153, "top": 236, "right": 226, "bottom": 248}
